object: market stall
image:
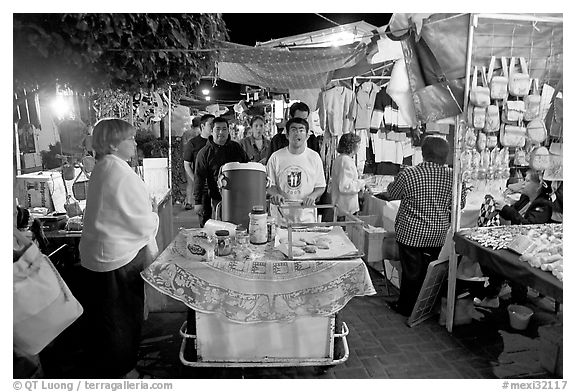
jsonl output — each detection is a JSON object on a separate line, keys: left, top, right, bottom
{"left": 441, "top": 13, "right": 563, "bottom": 331}
{"left": 454, "top": 225, "right": 562, "bottom": 303}
{"left": 141, "top": 225, "right": 376, "bottom": 367}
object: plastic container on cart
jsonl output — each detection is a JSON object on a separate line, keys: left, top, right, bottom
{"left": 507, "top": 304, "right": 534, "bottom": 330}
{"left": 219, "top": 162, "right": 267, "bottom": 229}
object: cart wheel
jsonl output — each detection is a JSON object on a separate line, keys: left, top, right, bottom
{"left": 333, "top": 312, "right": 344, "bottom": 360}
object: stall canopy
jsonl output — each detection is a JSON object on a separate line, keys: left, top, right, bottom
{"left": 388, "top": 13, "right": 563, "bottom": 122}
{"left": 216, "top": 40, "right": 370, "bottom": 90}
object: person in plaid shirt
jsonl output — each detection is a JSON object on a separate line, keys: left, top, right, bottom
{"left": 387, "top": 136, "right": 465, "bottom": 316}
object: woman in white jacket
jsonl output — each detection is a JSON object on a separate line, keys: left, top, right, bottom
{"left": 330, "top": 133, "right": 366, "bottom": 219}
{"left": 79, "top": 119, "right": 158, "bottom": 379}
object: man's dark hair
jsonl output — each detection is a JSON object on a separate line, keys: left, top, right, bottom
{"left": 212, "top": 116, "right": 228, "bottom": 127}
{"left": 421, "top": 136, "right": 449, "bottom": 165}
{"left": 200, "top": 113, "right": 215, "bottom": 126}
{"left": 337, "top": 133, "right": 361, "bottom": 155}
{"left": 289, "top": 102, "right": 310, "bottom": 118}
{"left": 192, "top": 116, "right": 202, "bottom": 128}
{"left": 285, "top": 117, "right": 309, "bottom": 132}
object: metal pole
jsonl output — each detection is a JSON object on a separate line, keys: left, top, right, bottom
{"left": 446, "top": 13, "right": 475, "bottom": 333}
{"left": 476, "top": 13, "right": 562, "bottom": 24}
{"left": 168, "top": 86, "right": 172, "bottom": 189}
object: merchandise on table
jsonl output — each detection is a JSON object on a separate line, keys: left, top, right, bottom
{"left": 185, "top": 230, "right": 216, "bottom": 262}
{"left": 215, "top": 230, "right": 232, "bottom": 257}
{"left": 459, "top": 224, "right": 563, "bottom": 280}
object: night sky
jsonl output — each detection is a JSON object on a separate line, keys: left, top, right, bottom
{"left": 206, "top": 13, "right": 392, "bottom": 102}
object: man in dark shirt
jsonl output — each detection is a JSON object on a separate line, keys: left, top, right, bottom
{"left": 386, "top": 136, "right": 465, "bottom": 317}
{"left": 183, "top": 114, "right": 214, "bottom": 222}
{"left": 268, "top": 102, "right": 320, "bottom": 160}
{"left": 193, "top": 117, "right": 249, "bottom": 220}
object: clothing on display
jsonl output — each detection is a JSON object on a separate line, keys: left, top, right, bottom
{"left": 352, "top": 81, "right": 381, "bottom": 130}
{"left": 318, "top": 85, "right": 355, "bottom": 136}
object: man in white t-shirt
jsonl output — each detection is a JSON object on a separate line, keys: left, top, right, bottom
{"left": 267, "top": 117, "right": 326, "bottom": 224}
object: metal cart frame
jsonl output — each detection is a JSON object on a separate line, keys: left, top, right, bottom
{"left": 178, "top": 311, "right": 350, "bottom": 368}
{"left": 177, "top": 203, "right": 364, "bottom": 369}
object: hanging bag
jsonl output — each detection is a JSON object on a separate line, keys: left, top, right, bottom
{"left": 469, "top": 66, "right": 491, "bottom": 107}
{"left": 13, "top": 233, "right": 83, "bottom": 355}
{"left": 526, "top": 118, "right": 547, "bottom": 145}
{"left": 545, "top": 80, "right": 563, "bottom": 138}
{"left": 500, "top": 122, "right": 526, "bottom": 148}
{"left": 488, "top": 56, "right": 509, "bottom": 100}
{"left": 502, "top": 98, "right": 525, "bottom": 124}
{"left": 508, "top": 57, "right": 531, "bottom": 97}
{"left": 477, "top": 194, "right": 501, "bottom": 227}
{"left": 523, "top": 78, "right": 541, "bottom": 121}
{"left": 529, "top": 146, "right": 551, "bottom": 171}
{"left": 484, "top": 104, "right": 500, "bottom": 132}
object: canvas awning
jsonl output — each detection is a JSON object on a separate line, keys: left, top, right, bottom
{"left": 215, "top": 40, "right": 370, "bottom": 90}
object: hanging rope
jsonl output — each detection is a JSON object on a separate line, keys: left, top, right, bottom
{"left": 315, "top": 14, "right": 341, "bottom": 27}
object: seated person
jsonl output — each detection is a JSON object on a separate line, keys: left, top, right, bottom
{"left": 267, "top": 118, "right": 326, "bottom": 225}
{"left": 495, "top": 169, "right": 553, "bottom": 225}
{"left": 480, "top": 169, "right": 554, "bottom": 306}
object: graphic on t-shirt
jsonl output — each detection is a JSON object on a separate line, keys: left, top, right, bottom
{"left": 280, "top": 166, "right": 306, "bottom": 197}
{"left": 287, "top": 171, "right": 301, "bottom": 188}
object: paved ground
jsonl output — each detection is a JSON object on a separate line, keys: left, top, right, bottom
{"left": 38, "top": 203, "right": 562, "bottom": 379}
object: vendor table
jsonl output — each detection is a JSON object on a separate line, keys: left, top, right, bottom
{"left": 141, "top": 229, "right": 376, "bottom": 367}
{"left": 361, "top": 178, "right": 508, "bottom": 231}
{"left": 453, "top": 231, "right": 562, "bottom": 303}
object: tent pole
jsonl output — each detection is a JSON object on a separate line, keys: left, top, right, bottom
{"left": 168, "top": 86, "right": 172, "bottom": 190}
{"left": 446, "top": 13, "right": 475, "bottom": 333}
{"left": 475, "top": 13, "right": 562, "bottom": 24}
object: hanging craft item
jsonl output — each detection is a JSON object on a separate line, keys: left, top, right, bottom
{"left": 488, "top": 56, "right": 509, "bottom": 100}
{"left": 476, "top": 131, "right": 487, "bottom": 151}
{"left": 526, "top": 118, "right": 547, "bottom": 145}
{"left": 508, "top": 57, "right": 531, "bottom": 97}
{"left": 545, "top": 82, "right": 563, "bottom": 138}
{"left": 477, "top": 195, "right": 501, "bottom": 227}
{"left": 502, "top": 98, "right": 525, "bottom": 124}
{"left": 484, "top": 104, "right": 500, "bottom": 132}
{"left": 72, "top": 180, "right": 89, "bottom": 201}
{"left": 465, "top": 127, "right": 477, "bottom": 149}
{"left": 62, "top": 163, "right": 76, "bottom": 181}
{"left": 469, "top": 66, "right": 491, "bottom": 107}
{"left": 486, "top": 133, "right": 498, "bottom": 149}
{"left": 500, "top": 123, "right": 526, "bottom": 148}
{"left": 529, "top": 146, "right": 551, "bottom": 171}
{"left": 524, "top": 79, "right": 541, "bottom": 121}
{"left": 473, "top": 106, "right": 486, "bottom": 129}
{"left": 513, "top": 147, "right": 529, "bottom": 167}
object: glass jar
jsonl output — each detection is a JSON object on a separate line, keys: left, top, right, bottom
{"left": 215, "top": 230, "right": 232, "bottom": 256}
{"left": 249, "top": 206, "right": 268, "bottom": 245}
{"left": 235, "top": 224, "right": 249, "bottom": 247}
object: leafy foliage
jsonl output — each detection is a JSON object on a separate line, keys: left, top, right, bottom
{"left": 14, "top": 13, "right": 228, "bottom": 95}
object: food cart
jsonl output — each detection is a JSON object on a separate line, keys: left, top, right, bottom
{"left": 141, "top": 206, "right": 376, "bottom": 369}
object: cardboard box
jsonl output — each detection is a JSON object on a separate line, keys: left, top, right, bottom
{"left": 16, "top": 171, "right": 66, "bottom": 212}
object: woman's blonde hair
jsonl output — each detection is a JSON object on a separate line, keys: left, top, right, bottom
{"left": 91, "top": 118, "right": 135, "bottom": 159}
